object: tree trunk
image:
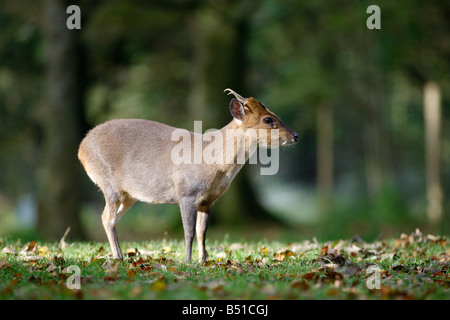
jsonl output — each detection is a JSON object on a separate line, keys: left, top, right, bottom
{"left": 424, "top": 81, "right": 443, "bottom": 224}
{"left": 38, "top": 0, "right": 85, "bottom": 240}
{"left": 363, "top": 105, "right": 385, "bottom": 197}
{"left": 316, "top": 104, "right": 333, "bottom": 217}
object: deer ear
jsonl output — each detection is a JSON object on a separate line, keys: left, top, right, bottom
{"left": 229, "top": 98, "right": 245, "bottom": 121}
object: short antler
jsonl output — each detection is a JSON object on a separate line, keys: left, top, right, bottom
{"left": 224, "top": 88, "right": 247, "bottom": 104}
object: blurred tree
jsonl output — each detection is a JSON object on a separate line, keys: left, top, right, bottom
{"left": 38, "top": 0, "right": 86, "bottom": 239}
{"left": 0, "top": 1, "right": 42, "bottom": 210}
{"left": 381, "top": 0, "right": 450, "bottom": 224}
{"left": 424, "top": 81, "right": 442, "bottom": 224}
{"left": 316, "top": 104, "right": 333, "bottom": 215}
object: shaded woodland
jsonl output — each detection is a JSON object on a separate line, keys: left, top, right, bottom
{"left": 0, "top": 0, "right": 449, "bottom": 241}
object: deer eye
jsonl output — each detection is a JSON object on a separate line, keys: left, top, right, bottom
{"left": 263, "top": 117, "right": 273, "bottom": 125}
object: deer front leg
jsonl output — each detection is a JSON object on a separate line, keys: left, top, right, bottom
{"left": 196, "top": 207, "right": 212, "bottom": 263}
{"left": 180, "top": 198, "right": 197, "bottom": 263}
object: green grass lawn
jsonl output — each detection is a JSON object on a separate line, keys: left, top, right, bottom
{"left": 0, "top": 229, "right": 448, "bottom": 300}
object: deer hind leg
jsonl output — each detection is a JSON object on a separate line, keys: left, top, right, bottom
{"left": 101, "top": 191, "right": 136, "bottom": 260}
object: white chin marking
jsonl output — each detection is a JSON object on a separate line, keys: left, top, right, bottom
{"left": 235, "top": 119, "right": 242, "bottom": 125}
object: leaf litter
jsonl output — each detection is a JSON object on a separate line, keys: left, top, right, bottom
{"left": 0, "top": 229, "right": 448, "bottom": 299}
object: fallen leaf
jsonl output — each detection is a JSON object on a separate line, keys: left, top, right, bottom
{"left": 346, "top": 244, "right": 362, "bottom": 255}
{"left": 302, "top": 272, "right": 317, "bottom": 281}
{"left": 23, "top": 256, "right": 43, "bottom": 262}
{"left": 392, "top": 265, "right": 409, "bottom": 273}
{"left": 21, "top": 241, "right": 37, "bottom": 254}
{"left": 102, "top": 260, "right": 118, "bottom": 274}
{"left": 162, "top": 246, "right": 172, "bottom": 253}
{"left": 290, "top": 280, "right": 310, "bottom": 290}
{"left": 58, "top": 227, "right": 71, "bottom": 250}
{"left": 229, "top": 243, "right": 244, "bottom": 251}
{"left": 273, "top": 250, "right": 295, "bottom": 261}
{"left": 53, "top": 255, "right": 66, "bottom": 267}
{"left": 127, "top": 268, "right": 137, "bottom": 277}
{"left": 126, "top": 248, "right": 137, "bottom": 257}
{"left": 38, "top": 246, "right": 50, "bottom": 256}
{"left": 337, "top": 264, "right": 363, "bottom": 276}
{"left": 10, "top": 271, "right": 22, "bottom": 280}
{"left": 28, "top": 275, "right": 42, "bottom": 284}
{"left": 431, "top": 271, "right": 445, "bottom": 278}
{"left": 379, "top": 252, "right": 397, "bottom": 262}
{"left": 153, "top": 263, "right": 167, "bottom": 271}
{"left": 46, "top": 262, "right": 57, "bottom": 273}
{"left": 0, "top": 259, "right": 10, "bottom": 270}
{"left": 216, "top": 251, "right": 227, "bottom": 259}
{"left": 319, "top": 254, "right": 346, "bottom": 266}
{"left": 2, "top": 247, "right": 16, "bottom": 254}
{"left": 259, "top": 246, "right": 269, "bottom": 255}
{"left": 138, "top": 249, "right": 155, "bottom": 256}
{"left": 423, "top": 267, "right": 442, "bottom": 274}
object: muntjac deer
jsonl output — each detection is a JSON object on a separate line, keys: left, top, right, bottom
{"left": 78, "top": 89, "right": 298, "bottom": 262}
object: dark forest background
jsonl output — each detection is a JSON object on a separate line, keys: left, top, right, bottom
{"left": 0, "top": 0, "right": 449, "bottom": 243}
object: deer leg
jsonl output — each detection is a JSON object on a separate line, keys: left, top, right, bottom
{"left": 180, "top": 198, "right": 197, "bottom": 263}
{"left": 196, "top": 207, "right": 212, "bottom": 263}
{"left": 101, "top": 193, "right": 136, "bottom": 260}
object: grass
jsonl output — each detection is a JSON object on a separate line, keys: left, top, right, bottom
{"left": 0, "top": 229, "right": 448, "bottom": 300}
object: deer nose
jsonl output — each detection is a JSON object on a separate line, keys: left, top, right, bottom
{"left": 293, "top": 132, "right": 299, "bottom": 142}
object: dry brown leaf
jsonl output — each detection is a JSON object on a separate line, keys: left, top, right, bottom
{"left": 21, "top": 241, "right": 37, "bottom": 254}
{"left": 102, "top": 260, "right": 118, "bottom": 274}
{"left": 273, "top": 250, "right": 295, "bottom": 261}
{"left": 290, "top": 280, "right": 310, "bottom": 290}
{"left": 58, "top": 227, "right": 71, "bottom": 250}
{"left": 337, "top": 264, "right": 363, "bottom": 276}
{"left": 0, "top": 259, "right": 10, "bottom": 270}
{"left": 46, "top": 261, "right": 57, "bottom": 273}
{"left": 302, "top": 272, "right": 317, "bottom": 280}
{"left": 127, "top": 268, "right": 137, "bottom": 277}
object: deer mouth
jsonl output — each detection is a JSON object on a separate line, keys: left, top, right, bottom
{"left": 281, "top": 140, "right": 295, "bottom": 146}
{"left": 280, "top": 132, "right": 298, "bottom": 146}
